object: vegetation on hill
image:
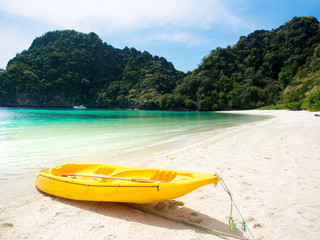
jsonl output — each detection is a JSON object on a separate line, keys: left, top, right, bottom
{"left": 166, "top": 16, "right": 320, "bottom": 111}
{"left": 0, "top": 16, "right": 319, "bottom": 110}
{"left": 0, "top": 30, "right": 184, "bottom": 108}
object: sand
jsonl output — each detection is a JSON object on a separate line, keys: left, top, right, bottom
{"left": 1, "top": 110, "right": 319, "bottom": 240}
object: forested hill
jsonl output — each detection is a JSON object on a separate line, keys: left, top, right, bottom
{"left": 0, "top": 30, "right": 185, "bottom": 109}
{"left": 170, "top": 16, "right": 320, "bottom": 111}
{"left": 1, "top": 16, "right": 320, "bottom": 110}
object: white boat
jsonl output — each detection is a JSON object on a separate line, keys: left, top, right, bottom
{"left": 73, "top": 105, "right": 86, "bottom": 110}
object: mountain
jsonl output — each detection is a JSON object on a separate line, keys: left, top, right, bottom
{"left": 169, "top": 16, "right": 320, "bottom": 111}
{"left": 0, "top": 30, "right": 184, "bottom": 108}
{"left": 0, "top": 16, "right": 319, "bottom": 110}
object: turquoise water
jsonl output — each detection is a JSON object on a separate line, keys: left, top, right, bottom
{"left": 0, "top": 108, "right": 268, "bottom": 182}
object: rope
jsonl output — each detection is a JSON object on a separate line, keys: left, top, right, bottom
{"left": 126, "top": 203, "right": 249, "bottom": 240}
{"left": 216, "top": 174, "right": 255, "bottom": 240}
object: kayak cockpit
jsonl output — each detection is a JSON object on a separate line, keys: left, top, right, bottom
{"left": 49, "top": 163, "right": 194, "bottom": 184}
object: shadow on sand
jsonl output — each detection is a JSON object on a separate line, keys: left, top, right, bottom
{"left": 38, "top": 188, "right": 246, "bottom": 240}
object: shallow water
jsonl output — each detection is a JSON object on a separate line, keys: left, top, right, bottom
{"left": 0, "top": 108, "right": 268, "bottom": 182}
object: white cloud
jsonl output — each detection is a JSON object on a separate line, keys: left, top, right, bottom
{"left": 141, "top": 31, "right": 211, "bottom": 46}
{"left": 0, "top": 0, "right": 250, "bottom": 69}
{"left": 0, "top": 0, "right": 243, "bottom": 33}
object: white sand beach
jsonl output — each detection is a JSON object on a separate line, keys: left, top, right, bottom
{"left": 1, "top": 110, "right": 320, "bottom": 240}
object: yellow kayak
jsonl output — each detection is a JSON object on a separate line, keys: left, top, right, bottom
{"left": 35, "top": 163, "right": 219, "bottom": 204}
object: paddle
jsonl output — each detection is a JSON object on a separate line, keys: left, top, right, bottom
{"left": 60, "top": 173, "right": 163, "bottom": 183}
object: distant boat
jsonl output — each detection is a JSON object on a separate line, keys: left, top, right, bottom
{"left": 73, "top": 105, "right": 86, "bottom": 110}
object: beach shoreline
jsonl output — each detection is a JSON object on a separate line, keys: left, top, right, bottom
{"left": 1, "top": 110, "right": 320, "bottom": 240}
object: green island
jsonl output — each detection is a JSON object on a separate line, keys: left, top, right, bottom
{"left": 0, "top": 16, "right": 319, "bottom": 111}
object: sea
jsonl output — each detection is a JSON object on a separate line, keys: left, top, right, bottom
{"left": 0, "top": 108, "right": 269, "bottom": 185}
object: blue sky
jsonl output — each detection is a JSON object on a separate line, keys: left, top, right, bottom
{"left": 1, "top": 0, "right": 320, "bottom": 72}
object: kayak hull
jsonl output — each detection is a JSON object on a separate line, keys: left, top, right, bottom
{"left": 35, "top": 163, "right": 219, "bottom": 204}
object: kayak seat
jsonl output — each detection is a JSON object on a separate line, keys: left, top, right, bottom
{"left": 108, "top": 169, "right": 179, "bottom": 183}
{"left": 153, "top": 170, "right": 178, "bottom": 182}
{"left": 94, "top": 167, "right": 115, "bottom": 175}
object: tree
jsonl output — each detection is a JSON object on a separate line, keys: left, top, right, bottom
{"left": 1, "top": 17, "right": 320, "bottom": 111}
{"left": 306, "top": 87, "right": 320, "bottom": 111}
